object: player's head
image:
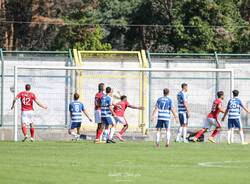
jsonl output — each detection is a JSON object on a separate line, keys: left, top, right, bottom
{"left": 25, "top": 84, "right": 31, "bottom": 91}
{"left": 74, "top": 93, "right": 80, "bottom": 101}
{"left": 232, "top": 90, "right": 239, "bottom": 97}
{"left": 181, "top": 83, "right": 188, "bottom": 92}
{"left": 217, "top": 91, "right": 224, "bottom": 100}
{"left": 98, "top": 83, "right": 105, "bottom": 92}
{"left": 106, "top": 87, "right": 113, "bottom": 94}
{"left": 120, "top": 95, "right": 127, "bottom": 101}
{"left": 163, "top": 88, "right": 169, "bottom": 96}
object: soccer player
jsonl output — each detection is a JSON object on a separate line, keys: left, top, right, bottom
{"left": 114, "top": 95, "right": 144, "bottom": 141}
{"left": 68, "top": 93, "right": 92, "bottom": 140}
{"left": 11, "top": 84, "right": 47, "bottom": 142}
{"left": 101, "top": 87, "right": 116, "bottom": 143}
{"left": 152, "top": 88, "right": 178, "bottom": 147}
{"left": 176, "top": 83, "right": 190, "bottom": 143}
{"left": 222, "top": 90, "right": 249, "bottom": 145}
{"left": 194, "top": 91, "right": 225, "bottom": 143}
{"left": 94, "top": 83, "right": 105, "bottom": 142}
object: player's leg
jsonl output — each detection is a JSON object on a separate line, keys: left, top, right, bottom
{"left": 102, "top": 118, "right": 109, "bottom": 142}
{"left": 165, "top": 120, "right": 171, "bottom": 147}
{"left": 95, "top": 110, "right": 103, "bottom": 142}
{"left": 21, "top": 111, "right": 29, "bottom": 141}
{"left": 194, "top": 118, "right": 210, "bottom": 142}
{"left": 235, "top": 119, "right": 247, "bottom": 145}
{"left": 29, "top": 123, "right": 35, "bottom": 142}
{"left": 155, "top": 120, "right": 163, "bottom": 147}
{"left": 182, "top": 113, "right": 188, "bottom": 143}
{"left": 176, "top": 114, "right": 183, "bottom": 142}
{"left": 108, "top": 117, "right": 116, "bottom": 143}
{"left": 209, "top": 120, "right": 221, "bottom": 143}
{"left": 69, "top": 123, "right": 79, "bottom": 140}
{"left": 115, "top": 116, "right": 127, "bottom": 141}
{"left": 227, "top": 119, "right": 233, "bottom": 144}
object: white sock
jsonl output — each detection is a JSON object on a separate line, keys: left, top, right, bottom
{"left": 156, "top": 131, "right": 160, "bottom": 143}
{"left": 71, "top": 131, "right": 77, "bottom": 138}
{"left": 231, "top": 128, "right": 234, "bottom": 143}
{"left": 166, "top": 130, "right": 171, "bottom": 145}
{"left": 176, "top": 127, "right": 182, "bottom": 140}
{"left": 227, "top": 130, "right": 231, "bottom": 144}
{"left": 240, "top": 130, "right": 245, "bottom": 143}
{"left": 183, "top": 127, "right": 187, "bottom": 141}
{"left": 109, "top": 127, "right": 116, "bottom": 140}
{"left": 99, "top": 132, "right": 103, "bottom": 141}
{"left": 103, "top": 129, "right": 109, "bottom": 141}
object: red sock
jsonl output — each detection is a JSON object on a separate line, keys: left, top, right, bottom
{"left": 119, "top": 128, "right": 126, "bottom": 136}
{"left": 195, "top": 129, "right": 205, "bottom": 139}
{"left": 22, "top": 124, "right": 27, "bottom": 136}
{"left": 96, "top": 129, "right": 103, "bottom": 140}
{"left": 211, "top": 129, "right": 219, "bottom": 138}
{"left": 30, "top": 127, "right": 35, "bottom": 138}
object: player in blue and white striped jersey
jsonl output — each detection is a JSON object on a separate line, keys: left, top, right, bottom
{"left": 222, "top": 90, "right": 250, "bottom": 145}
{"left": 152, "top": 88, "right": 178, "bottom": 147}
{"left": 101, "top": 87, "right": 116, "bottom": 143}
{"left": 68, "top": 93, "right": 92, "bottom": 140}
{"left": 176, "top": 83, "right": 190, "bottom": 143}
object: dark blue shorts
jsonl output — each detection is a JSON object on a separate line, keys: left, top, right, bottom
{"left": 156, "top": 120, "right": 170, "bottom": 129}
{"left": 101, "top": 116, "right": 115, "bottom": 126}
{"left": 228, "top": 119, "right": 242, "bottom": 129}
{"left": 179, "top": 113, "right": 188, "bottom": 125}
{"left": 70, "top": 122, "right": 81, "bottom": 129}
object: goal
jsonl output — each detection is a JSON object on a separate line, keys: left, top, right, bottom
{"left": 13, "top": 66, "right": 234, "bottom": 141}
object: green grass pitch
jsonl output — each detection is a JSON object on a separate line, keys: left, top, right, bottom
{"left": 0, "top": 141, "right": 250, "bottom": 184}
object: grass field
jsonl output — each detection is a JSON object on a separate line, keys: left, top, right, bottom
{"left": 0, "top": 141, "right": 250, "bottom": 184}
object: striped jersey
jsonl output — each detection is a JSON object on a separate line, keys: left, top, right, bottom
{"left": 177, "top": 91, "right": 188, "bottom": 114}
{"left": 227, "top": 98, "right": 243, "bottom": 119}
{"left": 156, "top": 96, "right": 173, "bottom": 121}
{"left": 69, "top": 101, "right": 85, "bottom": 123}
{"left": 101, "top": 95, "right": 112, "bottom": 117}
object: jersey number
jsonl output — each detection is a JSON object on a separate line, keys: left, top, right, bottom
{"left": 22, "top": 97, "right": 31, "bottom": 106}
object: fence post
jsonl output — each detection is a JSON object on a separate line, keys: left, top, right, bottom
{"left": 0, "top": 48, "right": 4, "bottom": 127}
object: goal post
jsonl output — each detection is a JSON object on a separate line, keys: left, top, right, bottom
{"left": 13, "top": 65, "right": 234, "bottom": 141}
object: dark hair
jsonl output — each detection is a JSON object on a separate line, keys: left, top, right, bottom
{"left": 25, "top": 84, "right": 31, "bottom": 91}
{"left": 217, "top": 91, "right": 224, "bottom": 98}
{"left": 181, "top": 83, "right": 188, "bottom": 89}
{"left": 106, "top": 87, "right": 112, "bottom": 94}
{"left": 74, "top": 93, "right": 80, "bottom": 100}
{"left": 232, "top": 90, "right": 239, "bottom": 97}
{"left": 98, "top": 83, "right": 105, "bottom": 92}
{"left": 120, "top": 95, "right": 127, "bottom": 100}
{"left": 163, "top": 88, "right": 169, "bottom": 96}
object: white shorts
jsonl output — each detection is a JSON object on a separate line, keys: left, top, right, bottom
{"left": 115, "top": 116, "right": 127, "bottom": 125}
{"left": 21, "top": 111, "right": 34, "bottom": 125}
{"left": 95, "top": 110, "right": 101, "bottom": 124}
{"left": 204, "top": 118, "right": 221, "bottom": 129}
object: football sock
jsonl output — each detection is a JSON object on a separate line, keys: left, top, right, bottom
{"left": 195, "top": 129, "right": 205, "bottom": 139}
{"left": 156, "top": 131, "right": 160, "bottom": 143}
{"left": 166, "top": 130, "right": 171, "bottom": 145}
{"left": 119, "top": 126, "right": 127, "bottom": 136}
{"left": 71, "top": 131, "right": 78, "bottom": 138}
{"left": 103, "top": 129, "right": 109, "bottom": 140}
{"left": 240, "top": 130, "right": 245, "bottom": 143}
{"left": 96, "top": 129, "right": 103, "bottom": 140}
{"left": 176, "top": 127, "right": 183, "bottom": 140}
{"left": 30, "top": 127, "right": 35, "bottom": 138}
{"left": 22, "top": 124, "right": 27, "bottom": 136}
{"left": 227, "top": 130, "right": 231, "bottom": 144}
{"left": 231, "top": 128, "right": 234, "bottom": 143}
{"left": 109, "top": 127, "right": 116, "bottom": 140}
{"left": 211, "top": 129, "right": 219, "bottom": 138}
{"left": 183, "top": 127, "right": 187, "bottom": 140}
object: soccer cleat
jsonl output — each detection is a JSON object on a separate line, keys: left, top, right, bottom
{"left": 175, "top": 138, "right": 181, "bottom": 143}
{"left": 165, "top": 144, "right": 169, "bottom": 147}
{"left": 30, "top": 137, "right": 34, "bottom": 142}
{"left": 183, "top": 139, "right": 189, "bottom": 143}
{"left": 116, "top": 133, "right": 125, "bottom": 142}
{"left": 22, "top": 135, "right": 28, "bottom": 142}
{"left": 193, "top": 137, "right": 198, "bottom": 142}
{"left": 106, "top": 139, "right": 116, "bottom": 144}
{"left": 156, "top": 142, "right": 160, "bottom": 148}
{"left": 241, "top": 142, "right": 248, "bottom": 145}
{"left": 208, "top": 137, "right": 216, "bottom": 143}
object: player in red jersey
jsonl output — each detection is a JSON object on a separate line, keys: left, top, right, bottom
{"left": 114, "top": 95, "right": 144, "bottom": 141}
{"left": 94, "top": 83, "right": 105, "bottom": 142}
{"left": 194, "top": 91, "right": 225, "bottom": 143}
{"left": 11, "top": 84, "right": 47, "bottom": 142}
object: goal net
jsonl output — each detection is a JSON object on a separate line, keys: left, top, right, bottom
{"left": 13, "top": 66, "right": 234, "bottom": 141}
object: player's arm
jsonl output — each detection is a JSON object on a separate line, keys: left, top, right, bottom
{"left": 11, "top": 97, "right": 19, "bottom": 110}
{"left": 83, "top": 109, "right": 92, "bottom": 122}
{"left": 221, "top": 109, "right": 228, "bottom": 121}
{"left": 218, "top": 104, "right": 225, "bottom": 114}
{"left": 128, "top": 104, "right": 144, "bottom": 110}
{"left": 151, "top": 105, "right": 158, "bottom": 122}
{"left": 170, "top": 107, "right": 179, "bottom": 123}
{"left": 240, "top": 101, "right": 250, "bottom": 113}
{"left": 34, "top": 99, "right": 47, "bottom": 109}
{"left": 184, "top": 101, "right": 190, "bottom": 117}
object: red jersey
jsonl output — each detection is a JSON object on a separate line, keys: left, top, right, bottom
{"left": 114, "top": 101, "right": 129, "bottom": 117}
{"left": 95, "top": 92, "right": 104, "bottom": 110}
{"left": 16, "top": 91, "right": 36, "bottom": 111}
{"left": 207, "top": 99, "right": 222, "bottom": 119}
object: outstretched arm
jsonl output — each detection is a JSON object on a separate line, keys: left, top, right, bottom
{"left": 34, "top": 99, "right": 47, "bottom": 109}
{"left": 242, "top": 106, "right": 250, "bottom": 113}
{"left": 128, "top": 104, "right": 144, "bottom": 110}
{"left": 11, "top": 97, "right": 18, "bottom": 110}
{"left": 221, "top": 109, "right": 229, "bottom": 121}
{"left": 83, "top": 109, "right": 92, "bottom": 122}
